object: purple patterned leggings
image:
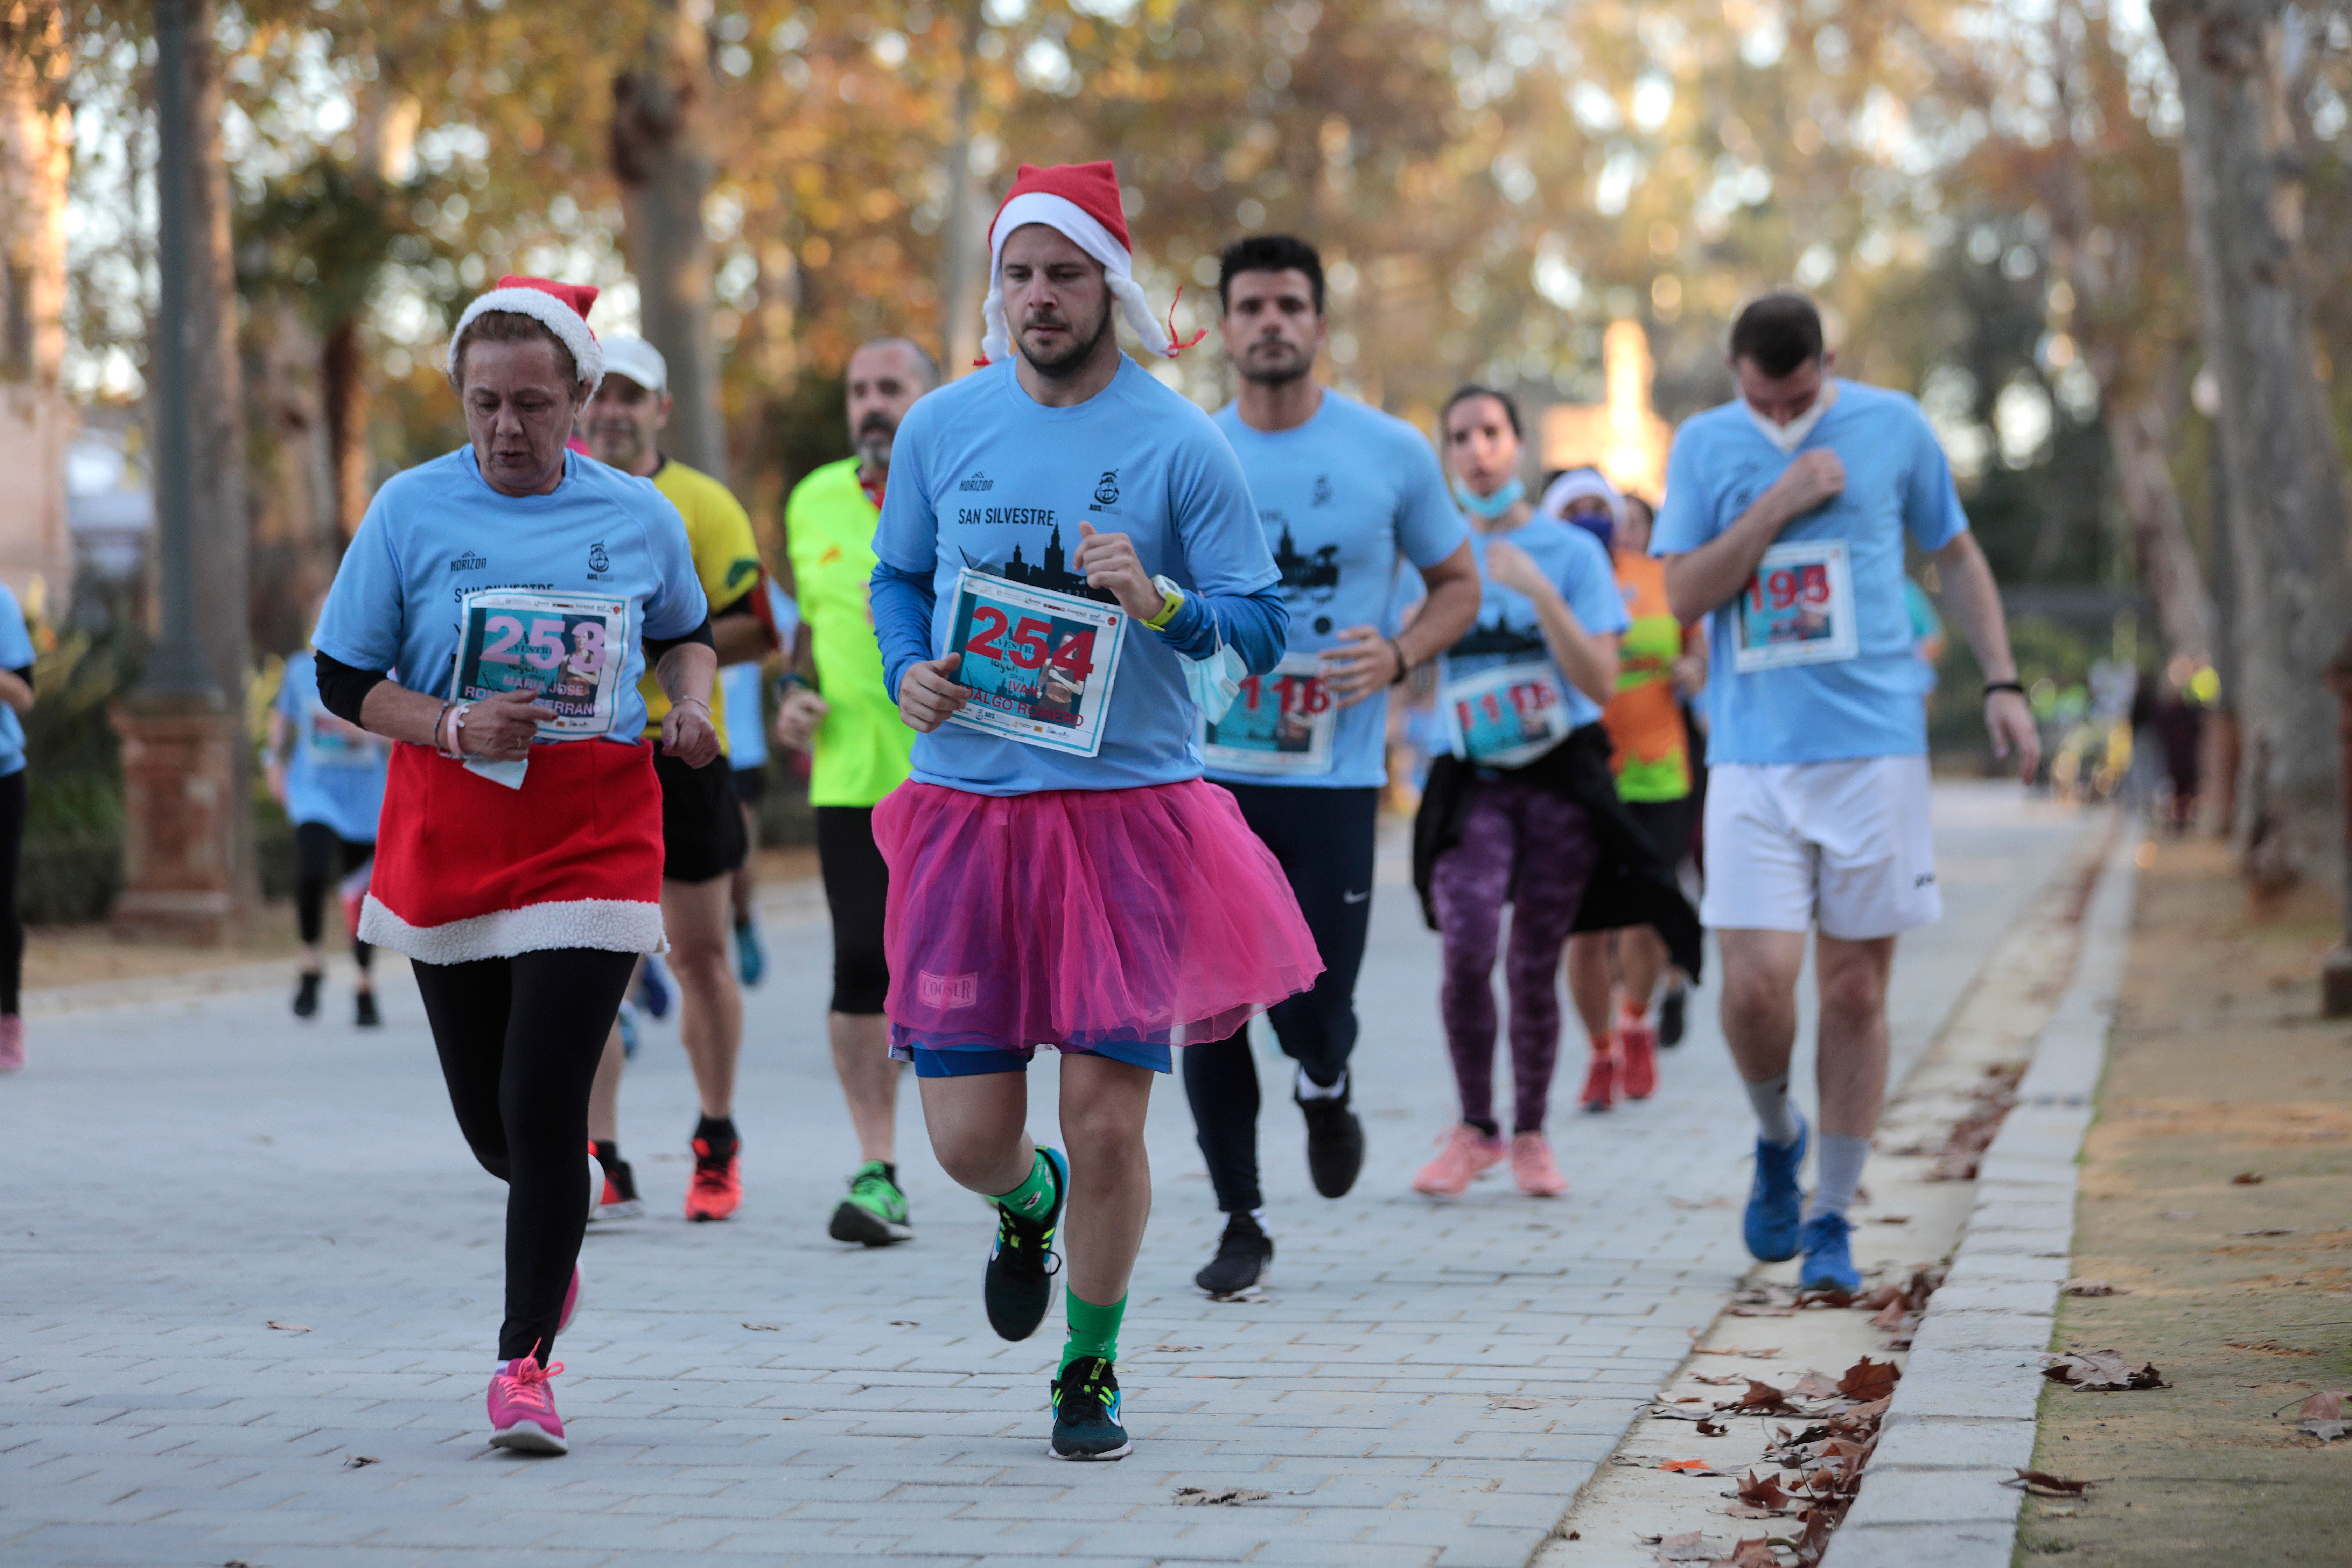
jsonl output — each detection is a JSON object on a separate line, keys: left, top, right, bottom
{"left": 1430, "top": 777, "right": 1600, "bottom": 1134}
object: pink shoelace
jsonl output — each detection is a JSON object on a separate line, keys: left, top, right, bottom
{"left": 503, "top": 1352, "right": 564, "bottom": 1409}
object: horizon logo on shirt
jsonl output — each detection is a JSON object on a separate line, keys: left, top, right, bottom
{"left": 450, "top": 552, "right": 487, "bottom": 573}
{"left": 959, "top": 471, "right": 994, "bottom": 492}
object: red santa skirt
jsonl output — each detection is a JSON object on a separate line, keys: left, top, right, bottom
{"left": 357, "top": 739, "right": 666, "bottom": 965}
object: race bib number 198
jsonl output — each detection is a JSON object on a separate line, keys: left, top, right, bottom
{"left": 1732, "top": 539, "right": 1859, "bottom": 673}
{"left": 1202, "top": 651, "right": 1338, "bottom": 775}
{"left": 454, "top": 590, "right": 629, "bottom": 737}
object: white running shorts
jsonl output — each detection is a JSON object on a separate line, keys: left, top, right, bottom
{"left": 1700, "top": 756, "right": 1941, "bottom": 940}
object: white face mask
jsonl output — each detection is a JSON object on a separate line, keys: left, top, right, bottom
{"left": 1744, "top": 379, "right": 1838, "bottom": 454}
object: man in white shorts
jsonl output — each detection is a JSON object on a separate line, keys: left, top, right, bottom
{"left": 1654, "top": 293, "right": 2040, "bottom": 1293}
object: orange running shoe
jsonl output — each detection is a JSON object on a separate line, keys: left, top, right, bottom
{"left": 685, "top": 1136, "right": 742, "bottom": 1222}
{"left": 1618, "top": 1014, "right": 1658, "bottom": 1101}
{"left": 1510, "top": 1130, "right": 1568, "bottom": 1197}
{"left": 1411, "top": 1123, "right": 1506, "bottom": 1196}
{"left": 1579, "top": 1050, "right": 1616, "bottom": 1112}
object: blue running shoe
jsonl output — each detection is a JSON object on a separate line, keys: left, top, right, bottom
{"left": 616, "top": 999, "right": 642, "bottom": 1061}
{"left": 984, "top": 1146, "right": 1067, "bottom": 1341}
{"left": 1743, "top": 1112, "right": 1808, "bottom": 1262}
{"left": 1798, "top": 1211, "right": 1861, "bottom": 1294}
{"left": 635, "top": 955, "right": 673, "bottom": 1021}
{"left": 734, "top": 916, "right": 766, "bottom": 988}
{"left": 1049, "top": 1355, "right": 1132, "bottom": 1460}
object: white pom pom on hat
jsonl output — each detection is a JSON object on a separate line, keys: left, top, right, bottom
{"left": 978, "top": 160, "right": 1203, "bottom": 367}
{"left": 447, "top": 275, "right": 604, "bottom": 391}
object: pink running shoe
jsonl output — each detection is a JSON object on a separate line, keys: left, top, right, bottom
{"left": 559, "top": 1264, "right": 582, "bottom": 1336}
{"left": 1578, "top": 1051, "right": 1616, "bottom": 1113}
{"left": 1412, "top": 1124, "right": 1506, "bottom": 1196}
{"left": 1618, "top": 1016, "right": 1658, "bottom": 1101}
{"left": 0, "top": 1014, "right": 21, "bottom": 1074}
{"left": 487, "top": 1352, "right": 568, "bottom": 1454}
{"left": 1511, "top": 1131, "right": 1568, "bottom": 1197}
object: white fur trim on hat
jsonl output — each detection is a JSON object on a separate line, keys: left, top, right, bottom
{"left": 980, "top": 190, "right": 1179, "bottom": 364}
{"left": 1540, "top": 468, "right": 1626, "bottom": 527}
{"left": 447, "top": 288, "right": 605, "bottom": 392}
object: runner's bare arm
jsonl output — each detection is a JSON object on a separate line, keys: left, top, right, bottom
{"left": 1323, "top": 540, "right": 1480, "bottom": 707}
{"left": 650, "top": 632, "right": 721, "bottom": 769}
{"left": 1929, "top": 531, "right": 2041, "bottom": 783}
{"left": 1485, "top": 539, "right": 1619, "bottom": 705}
{"left": 1661, "top": 450, "right": 1846, "bottom": 623}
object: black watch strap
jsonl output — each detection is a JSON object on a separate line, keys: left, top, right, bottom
{"left": 1982, "top": 679, "right": 2025, "bottom": 699}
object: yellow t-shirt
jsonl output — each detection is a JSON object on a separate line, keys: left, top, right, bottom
{"left": 637, "top": 457, "right": 764, "bottom": 755}
{"left": 783, "top": 457, "right": 918, "bottom": 807}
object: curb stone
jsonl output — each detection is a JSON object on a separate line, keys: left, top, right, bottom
{"left": 1821, "top": 825, "right": 2138, "bottom": 1568}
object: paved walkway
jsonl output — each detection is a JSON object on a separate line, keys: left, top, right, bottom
{"left": 2, "top": 783, "right": 2082, "bottom": 1568}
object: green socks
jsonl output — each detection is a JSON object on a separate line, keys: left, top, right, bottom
{"left": 990, "top": 1146, "right": 1059, "bottom": 1220}
{"left": 1061, "top": 1290, "right": 1126, "bottom": 1372}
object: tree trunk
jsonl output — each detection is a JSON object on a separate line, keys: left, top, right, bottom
{"left": 320, "top": 313, "right": 368, "bottom": 545}
{"left": 2104, "top": 389, "right": 2214, "bottom": 667}
{"left": 2154, "top": 0, "right": 2352, "bottom": 889}
{"left": 935, "top": 0, "right": 989, "bottom": 377}
{"left": 611, "top": 1, "right": 726, "bottom": 481}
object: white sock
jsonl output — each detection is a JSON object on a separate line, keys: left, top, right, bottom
{"left": 1250, "top": 1205, "right": 1270, "bottom": 1236}
{"left": 1807, "top": 1135, "right": 1871, "bottom": 1220}
{"left": 1295, "top": 1065, "right": 1346, "bottom": 1100}
{"left": 1744, "top": 1072, "right": 1802, "bottom": 1147}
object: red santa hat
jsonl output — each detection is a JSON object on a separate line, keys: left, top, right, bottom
{"left": 447, "top": 275, "right": 604, "bottom": 390}
{"left": 980, "top": 161, "right": 1202, "bottom": 366}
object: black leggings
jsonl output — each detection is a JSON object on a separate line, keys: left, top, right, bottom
{"left": 411, "top": 948, "right": 638, "bottom": 1362}
{"left": 293, "top": 821, "right": 374, "bottom": 969}
{"left": 0, "top": 770, "right": 22, "bottom": 1015}
{"left": 816, "top": 805, "right": 890, "bottom": 1015}
{"left": 1182, "top": 783, "right": 1379, "bottom": 1215}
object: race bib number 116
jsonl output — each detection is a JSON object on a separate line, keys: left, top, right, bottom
{"left": 1202, "top": 651, "right": 1338, "bottom": 775}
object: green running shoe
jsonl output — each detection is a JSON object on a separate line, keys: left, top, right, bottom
{"left": 828, "top": 1160, "right": 912, "bottom": 1246}
{"left": 984, "top": 1145, "right": 1066, "bottom": 1340}
{"left": 1049, "top": 1355, "right": 1132, "bottom": 1460}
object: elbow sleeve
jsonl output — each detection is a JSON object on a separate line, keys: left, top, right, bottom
{"left": 313, "top": 652, "right": 386, "bottom": 727}
{"left": 644, "top": 617, "right": 717, "bottom": 662}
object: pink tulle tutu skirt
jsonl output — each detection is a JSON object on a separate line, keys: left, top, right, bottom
{"left": 872, "top": 779, "right": 1323, "bottom": 1060}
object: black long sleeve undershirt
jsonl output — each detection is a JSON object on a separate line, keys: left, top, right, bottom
{"left": 312, "top": 615, "right": 717, "bottom": 729}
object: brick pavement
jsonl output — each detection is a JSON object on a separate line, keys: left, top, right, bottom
{"left": 0, "top": 783, "right": 2082, "bottom": 1567}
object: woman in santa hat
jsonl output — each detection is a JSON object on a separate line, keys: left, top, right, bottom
{"left": 870, "top": 160, "right": 1320, "bottom": 1461}
{"left": 310, "top": 276, "right": 719, "bottom": 1454}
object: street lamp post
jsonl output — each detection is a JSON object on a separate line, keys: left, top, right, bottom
{"left": 112, "top": 0, "right": 247, "bottom": 944}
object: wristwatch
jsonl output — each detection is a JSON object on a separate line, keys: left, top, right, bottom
{"left": 1144, "top": 574, "right": 1186, "bottom": 631}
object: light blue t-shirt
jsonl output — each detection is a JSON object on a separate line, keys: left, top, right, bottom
{"left": 1650, "top": 380, "right": 1968, "bottom": 765}
{"left": 0, "top": 584, "right": 32, "bottom": 778}
{"left": 1438, "top": 516, "right": 1630, "bottom": 742}
{"left": 871, "top": 356, "right": 1280, "bottom": 794}
{"left": 316, "top": 447, "right": 709, "bottom": 744}
{"left": 1205, "top": 391, "right": 1466, "bottom": 790}
{"left": 275, "top": 650, "right": 388, "bottom": 842}
{"left": 720, "top": 582, "right": 798, "bottom": 772}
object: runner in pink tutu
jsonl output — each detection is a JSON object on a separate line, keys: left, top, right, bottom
{"left": 870, "top": 160, "right": 1318, "bottom": 1461}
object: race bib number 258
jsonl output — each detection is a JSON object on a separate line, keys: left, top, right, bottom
{"left": 454, "top": 590, "right": 629, "bottom": 736}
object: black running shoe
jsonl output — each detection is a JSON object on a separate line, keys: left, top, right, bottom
{"left": 354, "top": 990, "right": 380, "bottom": 1028}
{"left": 983, "top": 1145, "right": 1066, "bottom": 1340}
{"left": 1194, "top": 1210, "right": 1274, "bottom": 1299}
{"left": 1658, "top": 981, "right": 1686, "bottom": 1048}
{"left": 292, "top": 971, "right": 321, "bottom": 1019}
{"left": 1049, "top": 1355, "right": 1132, "bottom": 1460}
{"left": 1296, "top": 1074, "right": 1365, "bottom": 1198}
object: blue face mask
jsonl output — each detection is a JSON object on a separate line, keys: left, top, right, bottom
{"left": 1564, "top": 509, "right": 1615, "bottom": 554}
{"left": 1453, "top": 477, "right": 1525, "bottom": 520}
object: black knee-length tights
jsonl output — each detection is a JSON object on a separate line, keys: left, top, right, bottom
{"left": 411, "top": 948, "right": 637, "bottom": 1363}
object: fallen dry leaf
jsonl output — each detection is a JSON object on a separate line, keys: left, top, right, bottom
{"left": 1720, "top": 1539, "right": 1780, "bottom": 1568}
{"left": 2231, "top": 1171, "right": 2264, "bottom": 1184}
{"left": 342, "top": 1455, "right": 379, "bottom": 1469}
{"left": 1651, "top": 1529, "right": 1727, "bottom": 1561}
{"left": 1491, "top": 1396, "right": 1543, "bottom": 1410}
{"left": 2044, "top": 1351, "right": 2168, "bottom": 1391}
{"left": 1736, "top": 1471, "right": 1792, "bottom": 1511}
{"left": 1660, "top": 1459, "right": 1729, "bottom": 1475}
{"left": 1839, "top": 1357, "right": 1900, "bottom": 1402}
{"left": 1795, "top": 1288, "right": 1856, "bottom": 1310}
{"left": 1694, "top": 1373, "right": 1747, "bottom": 1386}
{"left": 1717, "top": 1379, "right": 1801, "bottom": 1416}
{"left": 1172, "top": 1486, "right": 1270, "bottom": 1506}
{"left": 1696, "top": 1346, "right": 1783, "bottom": 1358}
{"left": 1728, "top": 1303, "right": 1795, "bottom": 1318}
{"left": 2061, "top": 1279, "right": 2123, "bottom": 1297}
{"left": 2003, "top": 1468, "right": 2093, "bottom": 1496}
{"left": 1787, "top": 1371, "right": 1842, "bottom": 1401}
{"left": 2295, "top": 1389, "right": 2349, "bottom": 1440}
{"left": 1695, "top": 1420, "right": 1729, "bottom": 1437}
{"left": 1652, "top": 1404, "right": 1718, "bottom": 1422}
